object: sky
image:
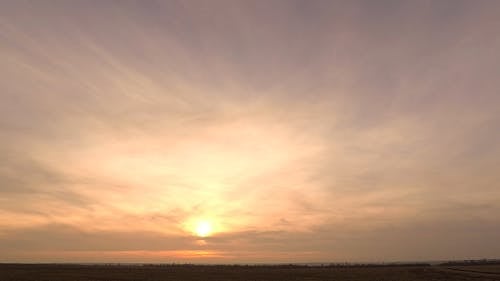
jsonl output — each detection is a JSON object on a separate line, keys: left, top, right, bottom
{"left": 1, "top": 0, "right": 499, "bottom": 263}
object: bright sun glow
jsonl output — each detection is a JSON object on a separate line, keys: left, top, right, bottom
{"left": 195, "top": 221, "right": 213, "bottom": 237}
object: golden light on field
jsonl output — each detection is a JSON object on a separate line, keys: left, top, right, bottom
{"left": 195, "top": 221, "right": 213, "bottom": 238}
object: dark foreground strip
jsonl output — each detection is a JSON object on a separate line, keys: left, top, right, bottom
{"left": 444, "top": 267, "right": 500, "bottom": 276}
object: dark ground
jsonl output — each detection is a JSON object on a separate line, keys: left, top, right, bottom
{"left": 2, "top": 264, "right": 500, "bottom": 281}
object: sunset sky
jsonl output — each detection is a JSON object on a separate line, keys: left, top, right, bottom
{"left": 1, "top": 0, "right": 499, "bottom": 263}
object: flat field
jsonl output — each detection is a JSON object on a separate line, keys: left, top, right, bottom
{"left": 2, "top": 264, "right": 500, "bottom": 281}
{"left": 448, "top": 265, "right": 500, "bottom": 273}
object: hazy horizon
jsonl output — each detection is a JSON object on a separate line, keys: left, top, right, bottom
{"left": 1, "top": 0, "right": 499, "bottom": 263}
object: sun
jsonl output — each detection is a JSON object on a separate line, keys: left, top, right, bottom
{"left": 195, "top": 221, "right": 213, "bottom": 237}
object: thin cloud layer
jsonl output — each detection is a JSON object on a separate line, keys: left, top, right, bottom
{"left": 1, "top": 0, "right": 499, "bottom": 262}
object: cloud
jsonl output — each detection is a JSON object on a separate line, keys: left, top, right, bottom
{"left": 0, "top": 0, "right": 499, "bottom": 262}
